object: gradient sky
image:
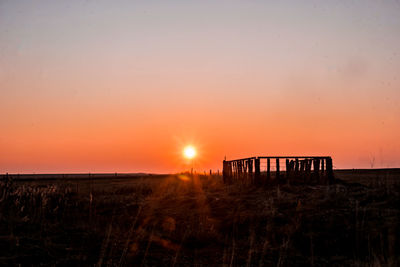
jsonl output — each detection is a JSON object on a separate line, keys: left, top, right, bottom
{"left": 1, "top": 0, "right": 399, "bottom": 173}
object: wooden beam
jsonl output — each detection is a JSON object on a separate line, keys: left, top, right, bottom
{"left": 276, "top": 158, "right": 280, "bottom": 180}
{"left": 254, "top": 158, "right": 260, "bottom": 185}
{"left": 326, "top": 157, "right": 334, "bottom": 184}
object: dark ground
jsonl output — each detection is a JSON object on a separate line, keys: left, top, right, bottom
{"left": 0, "top": 169, "right": 399, "bottom": 266}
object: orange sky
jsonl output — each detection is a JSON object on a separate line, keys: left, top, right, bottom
{"left": 1, "top": 1, "right": 399, "bottom": 173}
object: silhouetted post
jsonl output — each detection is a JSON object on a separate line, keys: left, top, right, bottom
{"left": 232, "top": 161, "right": 236, "bottom": 181}
{"left": 236, "top": 161, "right": 239, "bottom": 181}
{"left": 244, "top": 160, "right": 247, "bottom": 182}
{"left": 326, "top": 157, "right": 334, "bottom": 184}
{"left": 248, "top": 159, "right": 253, "bottom": 184}
{"left": 285, "top": 158, "right": 290, "bottom": 179}
{"left": 276, "top": 158, "right": 280, "bottom": 180}
{"left": 299, "top": 160, "right": 304, "bottom": 172}
{"left": 244, "top": 160, "right": 247, "bottom": 181}
{"left": 238, "top": 160, "right": 242, "bottom": 181}
{"left": 223, "top": 160, "right": 228, "bottom": 183}
{"left": 89, "top": 172, "right": 93, "bottom": 195}
{"left": 289, "top": 160, "right": 295, "bottom": 180}
{"left": 240, "top": 160, "right": 242, "bottom": 180}
{"left": 227, "top": 162, "right": 230, "bottom": 181}
{"left": 228, "top": 163, "right": 231, "bottom": 179}
{"left": 236, "top": 161, "right": 240, "bottom": 181}
{"left": 254, "top": 158, "right": 260, "bottom": 185}
{"left": 321, "top": 159, "right": 325, "bottom": 176}
{"left": 236, "top": 160, "right": 239, "bottom": 181}
{"left": 295, "top": 158, "right": 299, "bottom": 175}
{"left": 222, "top": 161, "right": 226, "bottom": 183}
{"left": 314, "top": 159, "right": 320, "bottom": 182}
{"left": 241, "top": 160, "right": 244, "bottom": 180}
{"left": 267, "top": 158, "right": 271, "bottom": 181}
{"left": 234, "top": 161, "right": 237, "bottom": 181}
{"left": 304, "top": 160, "right": 311, "bottom": 182}
{"left": 244, "top": 160, "right": 248, "bottom": 182}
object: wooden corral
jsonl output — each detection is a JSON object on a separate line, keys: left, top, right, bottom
{"left": 223, "top": 156, "right": 334, "bottom": 185}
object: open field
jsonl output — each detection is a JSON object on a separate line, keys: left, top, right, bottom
{"left": 1, "top": 170, "right": 399, "bottom": 266}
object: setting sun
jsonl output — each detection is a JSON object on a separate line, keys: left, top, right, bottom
{"left": 183, "top": 146, "right": 196, "bottom": 159}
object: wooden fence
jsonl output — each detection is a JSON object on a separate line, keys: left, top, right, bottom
{"left": 223, "top": 156, "right": 334, "bottom": 185}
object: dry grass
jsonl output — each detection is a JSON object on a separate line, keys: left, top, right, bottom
{"left": 0, "top": 170, "right": 399, "bottom": 266}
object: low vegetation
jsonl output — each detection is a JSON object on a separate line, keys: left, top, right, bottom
{"left": 0, "top": 171, "right": 399, "bottom": 266}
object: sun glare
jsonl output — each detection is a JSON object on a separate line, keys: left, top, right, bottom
{"left": 183, "top": 146, "right": 196, "bottom": 159}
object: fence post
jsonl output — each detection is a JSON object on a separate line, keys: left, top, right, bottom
{"left": 267, "top": 158, "right": 271, "bottom": 181}
{"left": 285, "top": 158, "right": 291, "bottom": 180}
{"left": 305, "top": 159, "right": 311, "bottom": 182}
{"left": 314, "top": 159, "right": 320, "bottom": 182}
{"left": 233, "top": 161, "right": 236, "bottom": 181}
{"left": 238, "top": 160, "right": 243, "bottom": 181}
{"left": 223, "top": 160, "right": 227, "bottom": 183}
{"left": 326, "top": 157, "right": 334, "bottom": 184}
{"left": 276, "top": 158, "right": 280, "bottom": 180}
{"left": 290, "top": 160, "right": 295, "bottom": 181}
{"left": 254, "top": 158, "right": 260, "bottom": 185}
{"left": 300, "top": 160, "right": 305, "bottom": 172}
{"left": 321, "top": 159, "right": 325, "bottom": 176}
{"left": 249, "top": 159, "right": 253, "bottom": 184}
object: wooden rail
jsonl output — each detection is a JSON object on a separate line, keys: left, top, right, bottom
{"left": 223, "top": 156, "right": 334, "bottom": 185}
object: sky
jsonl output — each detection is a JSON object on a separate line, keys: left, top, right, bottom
{"left": 0, "top": 0, "right": 399, "bottom": 173}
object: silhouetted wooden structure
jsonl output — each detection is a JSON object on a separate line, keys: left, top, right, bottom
{"left": 223, "top": 156, "right": 334, "bottom": 185}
